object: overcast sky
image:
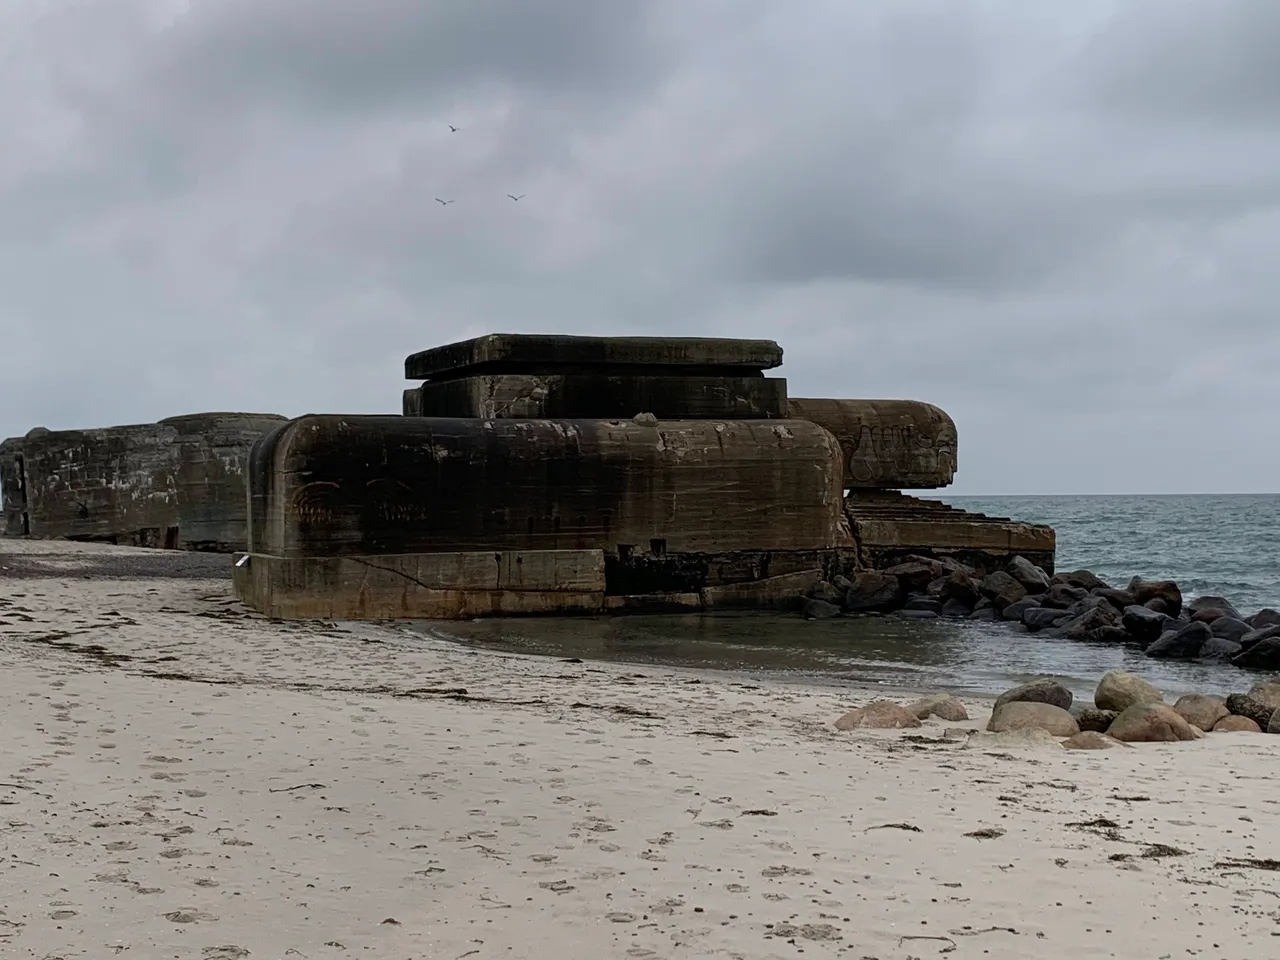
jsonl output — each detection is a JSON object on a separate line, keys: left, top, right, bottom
{"left": 3, "top": 0, "right": 1277, "bottom": 495}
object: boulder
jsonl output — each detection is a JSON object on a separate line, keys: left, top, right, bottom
{"left": 940, "top": 598, "right": 973, "bottom": 618}
{"left": 1268, "top": 711, "right": 1280, "bottom": 735}
{"left": 1224, "top": 693, "right": 1274, "bottom": 730}
{"left": 806, "top": 580, "right": 845, "bottom": 605}
{"left": 907, "top": 693, "right": 969, "bottom": 722}
{"left": 842, "top": 573, "right": 903, "bottom": 613}
{"left": 1247, "top": 682, "right": 1280, "bottom": 712}
{"left": 1198, "top": 637, "right": 1243, "bottom": 662}
{"left": 940, "top": 569, "right": 982, "bottom": 607}
{"left": 1075, "top": 707, "right": 1119, "bottom": 733}
{"left": 1188, "top": 595, "right": 1243, "bottom": 622}
{"left": 1144, "top": 597, "right": 1179, "bottom": 616}
{"left": 1007, "top": 556, "right": 1051, "bottom": 594}
{"left": 1063, "top": 731, "right": 1127, "bottom": 750}
{"left": 980, "top": 572, "right": 1028, "bottom": 612}
{"left": 1095, "top": 671, "right": 1163, "bottom": 713}
{"left": 1121, "top": 605, "right": 1172, "bottom": 645}
{"left": 883, "top": 561, "right": 941, "bottom": 595}
{"left": 1083, "top": 626, "right": 1134, "bottom": 646}
{"left": 994, "top": 677, "right": 1073, "bottom": 712}
{"left": 1210, "top": 617, "right": 1253, "bottom": 642}
{"left": 1144, "top": 621, "right": 1211, "bottom": 660}
{"left": 834, "top": 701, "right": 922, "bottom": 731}
{"left": 903, "top": 596, "right": 943, "bottom": 614}
{"left": 1054, "top": 570, "right": 1107, "bottom": 591}
{"left": 987, "top": 701, "right": 1079, "bottom": 737}
{"left": 1247, "top": 608, "right": 1280, "bottom": 629}
{"left": 802, "top": 597, "right": 842, "bottom": 620}
{"left": 1239, "top": 624, "right": 1280, "bottom": 651}
{"left": 1172, "top": 694, "right": 1229, "bottom": 732}
{"left": 925, "top": 576, "right": 950, "bottom": 599}
{"left": 1001, "top": 596, "right": 1041, "bottom": 623}
{"left": 1232, "top": 636, "right": 1280, "bottom": 669}
{"left": 832, "top": 574, "right": 855, "bottom": 593}
{"left": 1054, "top": 600, "right": 1123, "bottom": 641}
{"left": 1093, "top": 588, "right": 1137, "bottom": 612}
{"left": 968, "top": 601, "right": 998, "bottom": 622}
{"left": 1041, "top": 583, "right": 1088, "bottom": 609}
{"left": 1213, "top": 715, "right": 1262, "bottom": 733}
{"left": 1024, "top": 607, "right": 1069, "bottom": 632}
{"left": 1107, "top": 703, "right": 1199, "bottom": 743}
{"left": 1127, "top": 578, "right": 1183, "bottom": 618}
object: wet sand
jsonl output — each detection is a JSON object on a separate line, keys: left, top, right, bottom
{"left": 2, "top": 539, "right": 1279, "bottom": 958}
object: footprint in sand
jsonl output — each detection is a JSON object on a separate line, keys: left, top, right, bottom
{"left": 164, "top": 909, "right": 217, "bottom": 923}
{"left": 203, "top": 948, "right": 249, "bottom": 959}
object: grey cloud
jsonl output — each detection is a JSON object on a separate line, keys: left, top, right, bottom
{"left": 1074, "top": 0, "right": 1280, "bottom": 124}
{"left": 2, "top": 0, "right": 1280, "bottom": 494}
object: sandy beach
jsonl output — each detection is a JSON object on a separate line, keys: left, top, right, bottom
{"left": 2, "top": 540, "right": 1278, "bottom": 959}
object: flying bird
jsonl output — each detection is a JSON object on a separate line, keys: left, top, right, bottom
{"left": 447, "top": 124, "right": 460, "bottom": 132}
{"left": 435, "top": 198, "right": 454, "bottom": 205}
{"left": 507, "top": 194, "right": 525, "bottom": 201}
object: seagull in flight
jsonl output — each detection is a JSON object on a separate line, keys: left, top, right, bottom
{"left": 507, "top": 193, "right": 525, "bottom": 201}
{"left": 447, "top": 124, "right": 460, "bottom": 132}
{"left": 435, "top": 197, "right": 454, "bottom": 205}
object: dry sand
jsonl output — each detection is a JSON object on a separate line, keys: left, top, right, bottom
{"left": 2, "top": 539, "right": 1279, "bottom": 959}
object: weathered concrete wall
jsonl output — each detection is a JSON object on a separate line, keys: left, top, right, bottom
{"left": 1, "top": 412, "right": 286, "bottom": 551}
{"left": 844, "top": 491, "right": 1055, "bottom": 575}
{"left": 788, "top": 398, "right": 957, "bottom": 490}
{"left": 403, "top": 375, "right": 788, "bottom": 420}
{"left": 247, "top": 415, "right": 849, "bottom": 559}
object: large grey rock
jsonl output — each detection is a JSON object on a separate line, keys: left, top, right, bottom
{"left": 1075, "top": 707, "right": 1119, "bottom": 732}
{"left": 1247, "top": 682, "right": 1280, "bottom": 712}
{"left": 1172, "top": 694, "right": 1229, "bottom": 732}
{"left": 980, "top": 572, "right": 1028, "bottom": 612}
{"left": 1001, "top": 596, "right": 1040, "bottom": 623}
{"left": 1064, "top": 731, "right": 1128, "bottom": 750}
{"left": 1198, "top": 637, "right": 1243, "bottom": 662}
{"left": 1041, "top": 583, "right": 1088, "bottom": 609}
{"left": 842, "top": 572, "right": 903, "bottom": 613}
{"left": 1007, "top": 556, "right": 1051, "bottom": 594}
{"left": 1054, "top": 570, "right": 1107, "bottom": 591}
{"left": 1093, "top": 588, "right": 1137, "bottom": 612}
{"left": 1225, "top": 693, "right": 1274, "bottom": 730}
{"left": 1239, "top": 624, "right": 1280, "bottom": 651}
{"left": 1210, "top": 617, "right": 1253, "bottom": 642}
{"left": 987, "top": 701, "right": 1079, "bottom": 737}
{"left": 1127, "top": 578, "right": 1184, "bottom": 618}
{"left": 1053, "top": 600, "right": 1124, "bottom": 641}
{"left": 1095, "top": 671, "right": 1163, "bottom": 713}
{"left": 940, "top": 569, "right": 982, "bottom": 607}
{"left": 1107, "top": 703, "right": 1199, "bottom": 743}
{"left": 963, "top": 728, "right": 1063, "bottom": 751}
{"left": 1232, "top": 636, "right": 1280, "bottom": 669}
{"left": 1188, "top": 595, "right": 1243, "bottom": 622}
{"left": 1247, "top": 609, "right": 1280, "bottom": 629}
{"left": 940, "top": 598, "right": 973, "bottom": 618}
{"left": 883, "top": 560, "right": 941, "bottom": 595}
{"left": 1122, "top": 605, "right": 1173, "bottom": 645}
{"left": 1024, "top": 607, "right": 1070, "bottom": 632}
{"left": 994, "top": 678, "right": 1073, "bottom": 712}
{"left": 1145, "top": 621, "right": 1211, "bottom": 660}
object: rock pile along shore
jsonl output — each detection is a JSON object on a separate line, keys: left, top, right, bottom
{"left": 834, "top": 673, "right": 1280, "bottom": 742}
{"left": 800, "top": 555, "right": 1280, "bottom": 671}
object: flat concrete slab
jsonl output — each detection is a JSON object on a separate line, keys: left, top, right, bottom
{"left": 405, "top": 334, "right": 783, "bottom": 381}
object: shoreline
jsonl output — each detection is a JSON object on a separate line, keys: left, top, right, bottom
{"left": 2, "top": 540, "right": 1279, "bottom": 957}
